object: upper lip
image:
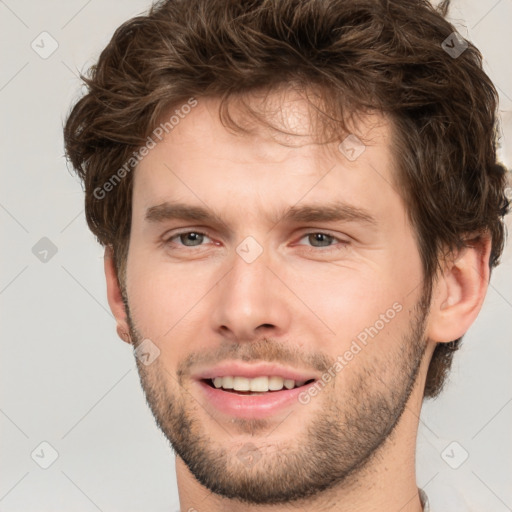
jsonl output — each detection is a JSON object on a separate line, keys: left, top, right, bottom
{"left": 193, "top": 361, "right": 319, "bottom": 382}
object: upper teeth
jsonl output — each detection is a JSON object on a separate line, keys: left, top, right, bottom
{"left": 212, "top": 376, "right": 307, "bottom": 392}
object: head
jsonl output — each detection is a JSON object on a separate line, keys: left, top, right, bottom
{"left": 64, "top": 0, "right": 509, "bottom": 505}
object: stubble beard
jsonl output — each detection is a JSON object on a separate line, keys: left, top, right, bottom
{"left": 124, "top": 295, "right": 429, "bottom": 505}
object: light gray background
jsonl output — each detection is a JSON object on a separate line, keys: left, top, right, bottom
{"left": 0, "top": 1, "right": 511, "bottom": 511}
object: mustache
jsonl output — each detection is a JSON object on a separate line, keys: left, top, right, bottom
{"left": 124, "top": 309, "right": 333, "bottom": 381}
{"left": 176, "top": 338, "right": 333, "bottom": 381}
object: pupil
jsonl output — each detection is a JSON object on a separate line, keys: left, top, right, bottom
{"left": 309, "top": 233, "right": 332, "bottom": 247}
{"left": 181, "top": 232, "right": 203, "bottom": 246}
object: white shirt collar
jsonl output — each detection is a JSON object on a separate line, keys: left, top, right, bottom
{"left": 419, "top": 488, "right": 430, "bottom": 512}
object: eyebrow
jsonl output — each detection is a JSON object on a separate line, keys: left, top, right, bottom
{"left": 145, "top": 201, "right": 377, "bottom": 228}
{"left": 145, "top": 202, "right": 229, "bottom": 231}
{"left": 281, "top": 203, "right": 376, "bottom": 226}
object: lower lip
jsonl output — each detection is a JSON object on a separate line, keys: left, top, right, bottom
{"left": 196, "top": 380, "right": 314, "bottom": 419}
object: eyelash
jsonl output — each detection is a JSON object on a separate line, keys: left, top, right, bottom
{"left": 163, "top": 230, "right": 349, "bottom": 253}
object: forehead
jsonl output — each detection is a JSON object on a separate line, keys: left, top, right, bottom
{"left": 133, "top": 92, "right": 400, "bottom": 222}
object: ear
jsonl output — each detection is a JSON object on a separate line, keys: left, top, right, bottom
{"left": 426, "top": 235, "right": 492, "bottom": 343}
{"left": 104, "top": 246, "right": 131, "bottom": 344}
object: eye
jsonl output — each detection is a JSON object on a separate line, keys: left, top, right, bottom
{"left": 297, "top": 232, "right": 341, "bottom": 248}
{"left": 167, "top": 231, "right": 212, "bottom": 247}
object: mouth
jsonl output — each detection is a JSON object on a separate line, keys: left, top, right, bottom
{"left": 193, "top": 363, "right": 320, "bottom": 417}
{"left": 202, "top": 376, "right": 316, "bottom": 395}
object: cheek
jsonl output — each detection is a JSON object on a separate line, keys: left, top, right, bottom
{"left": 296, "top": 273, "right": 420, "bottom": 387}
{"left": 292, "top": 274, "right": 405, "bottom": 343}
{"left": 125, "top": 252, "right": 214, "bottom": 343}
{"left": 283, "top": 251, "right": 422, "bottom": 352}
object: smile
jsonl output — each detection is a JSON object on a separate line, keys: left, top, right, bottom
{"left": 197, "top": 377, "right": 317, "bottom": 418}
{"left": 206, "top": 375, "right": 315, "bottom": 394}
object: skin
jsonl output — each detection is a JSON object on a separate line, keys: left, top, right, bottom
{"left": 104, "top": 90, "right": 491, "bottom": 511}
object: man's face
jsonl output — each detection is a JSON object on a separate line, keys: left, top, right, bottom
{"left": 122, "top": 93, "right": 429, "bottom": 504}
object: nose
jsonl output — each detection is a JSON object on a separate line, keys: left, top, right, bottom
{"left": 210, "top": 245, "right": 292, "bottom": 342}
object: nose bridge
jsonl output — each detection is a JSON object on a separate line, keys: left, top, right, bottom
{"left": 226, "top": 246, "right": 272, "bottom": 318}
{"left": 211, "top": 241, "right": 290, "bottom": 338}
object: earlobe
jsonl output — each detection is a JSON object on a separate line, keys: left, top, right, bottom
{"left": 104, "top": 246, "right": 132, "bottom": 345}
{"left": 426, "top": 236, "right": 491, "bottom": 343}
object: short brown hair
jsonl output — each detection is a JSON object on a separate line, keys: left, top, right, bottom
{"left": 63, "top": 0, "right": 509, "bottom": 398}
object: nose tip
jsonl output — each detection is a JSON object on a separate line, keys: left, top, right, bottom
{"left": 210, "top": 250, "right": 291, "bottom": 341}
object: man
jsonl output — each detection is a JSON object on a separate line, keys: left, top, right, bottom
{"left": 63, "top": 0, "right": 509, "bottom": 510}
